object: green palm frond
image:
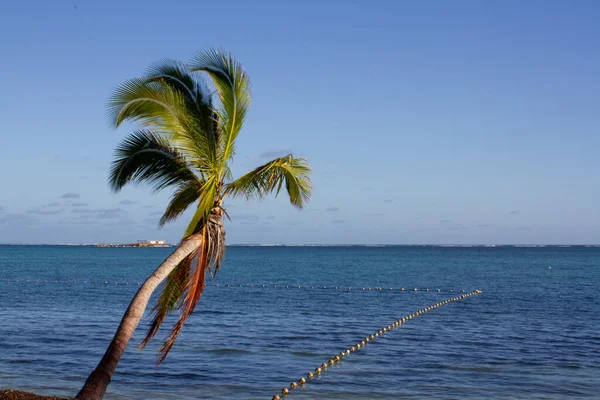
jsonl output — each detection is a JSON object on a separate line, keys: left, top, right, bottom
{"left": 107, "top": 77, "right": 189, "bottom": 131}
{"left": 145, "top": 60, "right": 219, "bottom": 168}
{"left": 107, "top": 78, "right": 213, "bottom": 168}
{"left": 108, "top": 130, "right": 197, "bottom": 192}
{"left": 226, "top": 155, "right": 312, "bottom": 208}
{"left": 188, "top": 49, "right": 251, "bottom": 166}
{"left": 145, "top": 59, "right": 204, "bottom": 104}
{"left": 159, "top": 180, "right": 202, "bottom": 226}
{"left": 183, "top": 173, "right": 220, "bottom": 238}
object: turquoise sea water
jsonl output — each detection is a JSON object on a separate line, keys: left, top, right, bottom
{"left": 0, "top": 245, "right": 599, "bottom": 399}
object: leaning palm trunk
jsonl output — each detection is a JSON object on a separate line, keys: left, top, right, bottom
{"left": 75, "top": 233, "right": 203, "bottom": 400}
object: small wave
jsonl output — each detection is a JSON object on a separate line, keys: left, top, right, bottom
{"left": 207, "top": 348, "right": 251, "bottom": 355}
{"left": 198, "top": 310, "right": 234, "bottom": 315}
{"left": 290, "top": 351, "right": 319, "bottom": 357}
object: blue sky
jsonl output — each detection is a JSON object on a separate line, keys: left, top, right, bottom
{"left": 0, "top": 0, "right": 598, "bottom": 244}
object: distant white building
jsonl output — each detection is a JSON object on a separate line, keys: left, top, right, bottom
{"left": 136, "top": 240, "right": 168, "bottom": 246}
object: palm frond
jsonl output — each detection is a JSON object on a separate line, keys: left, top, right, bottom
{"left": 145, "top": 59, "right": 204, "bottom": 105}
{"left": 145, "top": 60, "right": 219, "bottom": 167}
{"left": 205, "top": 208, "right": 226, "bottom": 278}
{"left": 188, "top": 49, "right": 251, "bottom": 165}
{"left": 155, "top": 216, "right": 225, "bottom": 363}
{"left": 108, "top": 130, "right": 197, "bottom": 192}
{"left": 226, "top": 155, "right": 312, "bottom": 208}
{"left": 183, "top": 173, "right": 220, "bottom": 238}
{"left": 107, "top": 77, "right": 188, "bottom": 131}
{"left": 107, "top": 78, "right": 213, "bottom": 168}
{"left": 159, "top": 180, "right": 202, "bottom": 226}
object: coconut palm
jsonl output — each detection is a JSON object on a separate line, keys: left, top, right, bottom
{"left": 76, "top": 49, "right": 311, "bottom": 400}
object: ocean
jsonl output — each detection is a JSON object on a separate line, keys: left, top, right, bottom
{"left": 0, "top": 245, "right": 599, "bottom": 399}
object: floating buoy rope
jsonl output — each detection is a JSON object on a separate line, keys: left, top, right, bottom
{"left": 3, "top": 280, "right": 469, "bottom": 293}
{"left": 271, "top": 290, "right": 483, "bottom": 399}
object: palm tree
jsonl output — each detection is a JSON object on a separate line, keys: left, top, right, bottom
{"left": 76, "top": 49, "right": 312, "bottom": 400}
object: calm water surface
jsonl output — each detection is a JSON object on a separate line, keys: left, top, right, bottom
{"left": 0, "top": 246, "right": 599, "bottom": 399}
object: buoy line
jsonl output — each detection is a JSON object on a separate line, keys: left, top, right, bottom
{"left": 2, "top": 280, "right": 470, "bottom": 293}
{"left": 271, "top": 290, "right": 483, "bottom": 400}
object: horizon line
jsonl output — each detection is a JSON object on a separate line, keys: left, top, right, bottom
{"left": 0, "top": 243, "right": 599, "bottom": 247}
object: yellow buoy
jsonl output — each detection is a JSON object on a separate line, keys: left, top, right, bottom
{"left": 307, "top": 372, "right": 314, "bottom": 378}
{"left": 290, "top": 382, "right": 297, "bottom": 389}
{"left": 273, "top": 395, "right": 281, "bottom": 400}
{"left": 299, "top": 377, "right": 306, "bottom": 385}
{"left": 315, "top": 367, "right": 322, "bottom": 373}
{"left": 328, "top": 359, "right": 334, "bottom": 365}
{"left": 282, "top": 387, "right": 289, "bottom": 395}
{"left": 321, "top": 362, "right": 327, "bottom": 369}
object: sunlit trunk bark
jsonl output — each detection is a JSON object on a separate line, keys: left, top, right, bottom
{"left": 75, "top": 233, "right": 203, "bottom": 400}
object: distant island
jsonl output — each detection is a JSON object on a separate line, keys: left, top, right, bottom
{"left": 95, "top": 240, "right": 172, "bottom": 248}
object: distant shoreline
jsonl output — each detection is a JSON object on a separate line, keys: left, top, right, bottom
{"left": 0, "top": 244, "right": 598, "bottom": 248}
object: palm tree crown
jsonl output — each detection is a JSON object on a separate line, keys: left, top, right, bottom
{"left": 107, "top": 49, "right": 311, "bottom": 362}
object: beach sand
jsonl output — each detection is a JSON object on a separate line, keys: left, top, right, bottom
{"left": 0, "top": 390, "right": 71, "bottom": 400}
